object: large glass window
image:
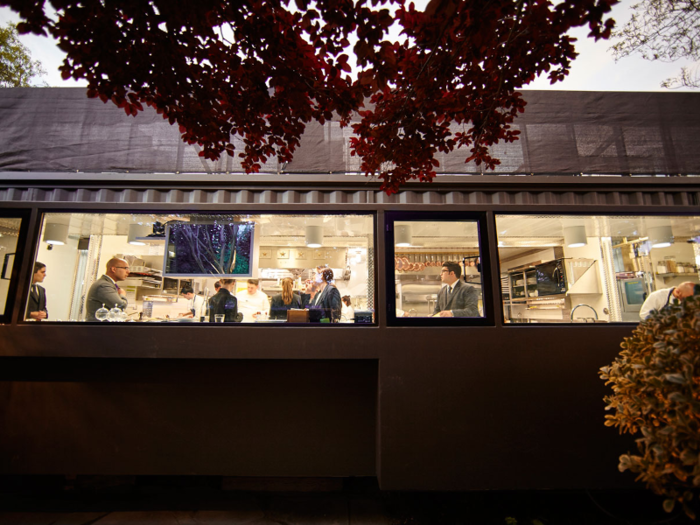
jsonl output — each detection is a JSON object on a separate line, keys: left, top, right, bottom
{"left": 29, "top": 213, "right": 374, "bottom": 324}
{"left": 496, "top": 215, "right": 700, "bottom": 324}
{"left": 0, "top": 217, "right": 23, "bottom": 320}
{"left": 388, "top": 215, "right": 488, "bottom": 324}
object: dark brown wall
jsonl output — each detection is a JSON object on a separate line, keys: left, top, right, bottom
{"left": 0, "top": 324, "right": 635, "bottom": 490}
{"left": 377, "top": 326, "right": 635, "bottom": 490}
{"left": 0, "top": 358, "right": 378, "bottom": 477}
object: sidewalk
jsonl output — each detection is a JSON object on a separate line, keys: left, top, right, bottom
{"left": 0, "top": 476, "right": 692, "bottom": 525}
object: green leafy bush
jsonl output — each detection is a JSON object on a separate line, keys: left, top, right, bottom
{"left": 600, "top": 295, "right": 700, "bottom": 519}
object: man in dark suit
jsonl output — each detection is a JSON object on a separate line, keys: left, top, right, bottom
{"left": 85, "top": 257, "right": 130, "bottom": 321}
{"left": 433, "top": 261, "right": 479, "bottom": 317}
{"left": 26, "top": 261, "right": 48, "bottom": 320}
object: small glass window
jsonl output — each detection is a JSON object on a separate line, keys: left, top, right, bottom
{"left": 0, "top": 217, "right": 23, "bottom": 320}
{"left": 29, "top": 212, "right": 375, "bottom": 324}
{"left": 496, "top": 215, "right": 700, "bottom": 324}
{"left": 389, "top": 216, "right": 487, "bottom": 324}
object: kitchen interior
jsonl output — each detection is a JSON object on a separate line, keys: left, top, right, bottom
{"left": 32, "top": 213, "right": 374, "bottom": 322}
{"left": 496, "top": 215, "right": 700, "bottom": 323}
{"left": 393, "top": 220, "right": 484, "bottom": 317}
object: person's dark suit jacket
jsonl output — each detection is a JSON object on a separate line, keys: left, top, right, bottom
{"left": 270, "top": 293, "right": 303, "bottom": 320}
{"left": 26, "top": 284, "right": 47, "bottom": 319}
{"left": 208, "top": 288, "right": 238, "bottom": 322}
{"left": 311, "top": 284, "right": 342, "bottom": 322}
{"left": 433, "top": 279, "right": 479, "bottom": 317}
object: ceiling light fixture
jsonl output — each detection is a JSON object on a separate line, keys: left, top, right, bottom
{"left": 395, "top": 225, "right": 412, "bottom": 247}
{"left": 306, "top": 225, "right": 323, "bottom": 248}
{"left": 648, "top": 225, "right": 674, "bottom": 248}
{"left": 564, "top": 225, "right": 587, "bottom": 248}
{"left": 43, "top": 223, "right": 68, "bottom": 245}
{"left": 127, "top": 223, "right": 150, "bottom": 245}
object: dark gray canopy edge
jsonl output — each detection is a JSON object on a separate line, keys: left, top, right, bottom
{"left": 0, "top": 87, "right": 698, "bottom": 177}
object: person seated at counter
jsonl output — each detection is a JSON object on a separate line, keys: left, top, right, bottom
{"left": 639, "top": 281, "right": 699, "bottom": 320}
{"left": 86, "top": 257, "right": 129, "bottom": 321}
{"left": 433, "top": 261, "right": 479, "bottom": 317}
{"left": 238, "top": 279, "right": 270, "bottom": 322}
{"left": 209, "top": 279, "right": 238, "bottom": 323}
{"left": 178, "top": 285, "right": 207, "bottom": 321}
{"left": 26, "top": 261, "right": 48, "bottom": 320}
{"left": 309, "top": 268, "right": 342, "bottom": 322}
{"left": 270, "top": 277, "right": 303, "bottom": 320}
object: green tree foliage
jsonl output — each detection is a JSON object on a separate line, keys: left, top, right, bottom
{"left": 0, "top": 22, "right": 44, "bottom": 87}
{"left": 600, "top": 296, "right": 700, "bottom": 519}
{"left": 611, "top": 0, "right": 700, "bottom": 88}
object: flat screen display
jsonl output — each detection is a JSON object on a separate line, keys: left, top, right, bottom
{"left": 164, "top": 221, "right": 254, "bottom": 277}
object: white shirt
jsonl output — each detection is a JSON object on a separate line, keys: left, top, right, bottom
{"left": 189, "top": 294, "right": 207, "bottom": 321}
{"left": 639, "top": 287, "right": 675, "bottom": 320}
{"left": 341, "top": 304, "right": 355, "bottom": 323}
{"left": 237, "top": 289, "right": 270, "bottom": 322}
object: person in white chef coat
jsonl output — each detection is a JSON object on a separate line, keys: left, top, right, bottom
{"left": 178, "top": 285, "right": 207, "bottom": 321}
{"left": 237, "top": 279, "right": 270, "bottom": 322}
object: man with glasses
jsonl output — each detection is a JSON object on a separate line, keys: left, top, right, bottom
{"left": 85, "top": 257, "right": 130, "bottom": 321}
{"left": 433, "top": 261, "right": 479, "bottom": 317}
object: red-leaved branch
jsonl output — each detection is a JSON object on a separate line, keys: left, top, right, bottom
{"left": 2, "top": 0, "right": 617, "bottom": 193}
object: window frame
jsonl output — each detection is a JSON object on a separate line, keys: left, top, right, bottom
{"left": 494, "top": 211, "right": 700, "bottom": 326}
{"left": 22, "top": 209, "right": 378, "bottom": 326}
{"left": 385, "top": 211, "right": 495, "bottom": 327}
{"left": 0, "top": 209, "right": 31, "bottom": 324}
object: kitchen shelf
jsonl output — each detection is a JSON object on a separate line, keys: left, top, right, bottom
{"left": 656, "top": 272, "right": 697, "bottom": 279}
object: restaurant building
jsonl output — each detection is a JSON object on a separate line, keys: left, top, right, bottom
{"left": 0, "top": 88, "right": 698, "bottom": 490}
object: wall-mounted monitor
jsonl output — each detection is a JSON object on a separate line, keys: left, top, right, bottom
{"left": 163, "top": 221, "right": 254, "bottom": 277}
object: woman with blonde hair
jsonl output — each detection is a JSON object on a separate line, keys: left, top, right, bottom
{"left": 270, "top": 277, "right": 303, "bottom": 320}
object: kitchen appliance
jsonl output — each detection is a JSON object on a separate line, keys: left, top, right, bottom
{"left": 354, "top": 311, "right": 373, "bottom": 324}
{"left": 617, "top": 277, "right": 646, "bottom": 321}
{"left": 535, "top": 259, "right": 566, "bottom": 296}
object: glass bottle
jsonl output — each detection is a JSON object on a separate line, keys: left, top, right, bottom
{"left": 108, "top": 304, "right": 122, "bottom": 322}
{"left": 95, "top": 304, "right": 109, "bottom": 322}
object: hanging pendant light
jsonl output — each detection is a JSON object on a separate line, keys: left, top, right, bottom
{"left": 563, "top": 226, "right": 587, "bottom": 248}
{"left": 395, "top": 225, "right": 412, "bottom": 247}
{"left": 43, "top": 223, "right": 68, "bottom": 245}
{"left": 306, "top": 225, "right": 323, "bottom": 248}
{"left": 648, "top": 225, "right": 674, "bottom": 248}
{"left": 127, "top": 224, "right": 150, "bottom": 245}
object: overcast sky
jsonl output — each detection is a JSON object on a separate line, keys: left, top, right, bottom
{"left": 1, "top": 0, "right": 696, "bottom": 92}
